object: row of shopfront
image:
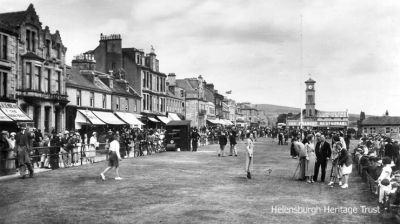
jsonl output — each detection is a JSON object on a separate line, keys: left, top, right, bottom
{"left": 0, "top": 101, "right": 186, "bottom": 132}
{"left": 69, "top": 108, "right": 184, "bottom": 130}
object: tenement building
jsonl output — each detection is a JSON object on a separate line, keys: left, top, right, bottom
{"left": 0, "top": 4, "right": 68, "bottom": 133}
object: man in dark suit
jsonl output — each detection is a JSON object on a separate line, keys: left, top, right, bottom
{"left": 15, "top": 124, "right": 34, "bottom": 178}
{"left": 314, "top": 135, "right": 331, "bottom": 182}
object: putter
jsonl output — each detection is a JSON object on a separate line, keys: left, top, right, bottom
{"left": 292, "top": 161, "right": 300, "bottom": 180}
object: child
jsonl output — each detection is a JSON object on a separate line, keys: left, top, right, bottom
{"left": 100, "top": 135, "right": 122, "bottom": 181}
{"left": 378, "top": 157, "right": 393, "bottom": 203}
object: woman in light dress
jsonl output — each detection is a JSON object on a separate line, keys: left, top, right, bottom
{"left": 245, "top": 133, "right": 255, "bottom": 179}
{"left": 305, "top": 134, "right": 316, "bottom": 183}
{"left": 88, "top": 132, "right": 98, "bottom": 163}
{"left": 6, "top": 132, "right": 16, "bottom": 171}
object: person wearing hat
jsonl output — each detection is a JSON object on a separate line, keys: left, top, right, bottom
{"left": 6, "top": 132, "right": 16, "bottom": 171}
{"left": 218, "top": 131, "right": 228, "bottom": 157}
{"left": 191, "top": 129, "right": 200, "bottom": 152}
{"left": 100, "top": 134, "right": 122, "bottom": 181}
{"left": 88, "top": 132, "right": 98, "bottom": 164}
{"left": 15, "top": 125, "right": 34, "bottom": 178}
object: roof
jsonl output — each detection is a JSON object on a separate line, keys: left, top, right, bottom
{"left": 66, "top": 68, "right": 112, "bottom": 93}
{"left": 305, "top": 78, "right": 316, "bottom": 83}
{"left": 362, "top": 116, "right": 400, "bottom": 126}
{"left": 176, "top": 79, "right": 195, "bottom": 92}
{"left": 0, "top": 21, "right": 17, "bottom": 35}
{"left": 0, "top": 4, "right": 40, "bottom": 27}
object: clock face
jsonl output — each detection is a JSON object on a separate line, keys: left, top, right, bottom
{"left": 308, "top": 85, "right": 313, "bottom": 90}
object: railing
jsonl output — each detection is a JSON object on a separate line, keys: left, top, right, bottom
{"left": 0, "top": 141, "right": 167, "bottom": 176}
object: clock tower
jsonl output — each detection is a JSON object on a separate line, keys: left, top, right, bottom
{"left": 305, "top": 78, "right": 316, "bottom": 117}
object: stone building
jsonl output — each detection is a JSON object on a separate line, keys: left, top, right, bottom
{"left": 360, "top": 115, "right": 400, "bottom": 139}
{"left": 122, "top": 45, "right": 167, "bottom": 127}
{"left": 0, "top": 4, "right": 68, "bottom": 133}
{"left": 66, "top": 49, "right": 142, "bottom": 130}
{"left": 237, "top": 102, "right": 259, "bottom": 127}
{"left": 176, "top": 76, "right": 208, "bottom": 127}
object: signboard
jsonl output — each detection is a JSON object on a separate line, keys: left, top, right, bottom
{"left": 0, "top": 102, "right": 32, "bottom": 121}
{"left": 287, "top": 120, "right": 318, "bottom": 127}
{"left": 318, "top": 121, "right": 348, "bottom": 126}
{"left": 287, "top": 120, "right": 347, "bottom": 127}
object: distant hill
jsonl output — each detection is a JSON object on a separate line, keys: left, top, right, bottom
{"left": 254, "top": 104, "right": 362, "bottom": 122}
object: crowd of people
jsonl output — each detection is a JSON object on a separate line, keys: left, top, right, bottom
{"left": 0, "top": 124, "right": 171, "bottom": 178}
{"left": 290, "top": 131, "right": 353, "bottom": 188}
{"left": 354, "top": 133, "right": 400, "bottom": 210}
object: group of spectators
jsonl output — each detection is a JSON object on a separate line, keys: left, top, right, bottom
{"left": 0, "top": 125, "right": 168, "bottom": 178}
{"left": 354, "top": 134, "right": 400, "bottom": 209}
{"left": 291, "top": 131, "right": 353, "bottom": 188}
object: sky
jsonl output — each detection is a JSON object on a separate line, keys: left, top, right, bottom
{"left": 2, "top": 0, "right": 400, "bottom": 116}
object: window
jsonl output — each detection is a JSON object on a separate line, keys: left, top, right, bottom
{"left": 149, "top": 95, "right": 152, "bottom": 111}
{"left": 143, "top": 94, "right": 147, "bottom": 111}
{"left": 125, "top": 98, "right": 129, "bottom": 111}
{"left": 111, "top": 62, "right": 116, "bottom": 70}
{"left": 25, "top": 30, "right": 36, "bottom": 52}
{"left": 56, "top": 43, "right": 61, "bottom": 59}
{"left": 0, "top": 71, "right": 7, "bottom": 97}
{"left": 142, "top": 72, "right": 146, "bottom": 88}
{"left": 386, "top": 127, "right": 390, "bottom": 134}
{"left": 0, "top": 34, "right": 7, "bottom": 60}
{"left": 134, "top": 100, "right": 137, "bottom": 112}
{"left": 45, "top": 39, "right": 51, "bottom": 57}
{"left": 25, "top": 62, "right": 32, "bottom": 89}
{"left": 146, "top": 95, "right": 151, "bottom": 110}
{"left": 32, "top": 32, "right": 36, "bottom": 51}
{"left": 102, "top": 94, "right": 106, "bottom": 109}
{"left": 43, "top": 69, "right": 50, "bottom": 92}
{"left": 55, "top": 71, "right": 61, "bottom": 93}
{"left": 34, "top": 66, "right": 41, "bottom": 91}
{"left": 76, "top": 90, "right": 81, "bottom": 106}
{"left": 116, "top": 97, "right": 120, "bottom": 110}
{"left": 150, "top": 73, "right": 153, "bottom": 90}
{"left": 26, "top": 30, "right": 31, "bottom": 51}
{"left": 157, "top": 77, "right": 160, "bottom": 92}
{"left": 90, "top": 92, "right": 94, "bottom": 107}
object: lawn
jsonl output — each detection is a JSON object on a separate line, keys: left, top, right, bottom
{"left": 0, "top": 138, "right": 395, "bottom": 224}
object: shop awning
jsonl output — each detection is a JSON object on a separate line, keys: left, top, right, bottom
{"left": 207, "top": 119, "right": 219, "bottom": 124}
{"left": 168, "top": 113, "right": 181, "bottom": 121}
{"left": 115, "top": 112, "right": 144, "bottom": 127}
{"left": 92, "top": 111, "right": 126, "bottom": 125}
{"left": 157, "top": 116, "right": 171, "bottom": 124}
{"left": 0, "top": 102, "right": 32, "bottom": 122}
{"left": 0, "top": 109, "right": 13, "bottom": 122}
{"left": 148, "top": 117, "right": 159, "bottom": 123}
{"left": 224, "top": 120, "right": 234, "bottom": 126}
{"left": 77, "top": 110, "right": 105, "bottom": 125}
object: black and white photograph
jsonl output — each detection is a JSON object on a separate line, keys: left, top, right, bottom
{"left": 0, "top": 0, "right": 400, "bottom": 223}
